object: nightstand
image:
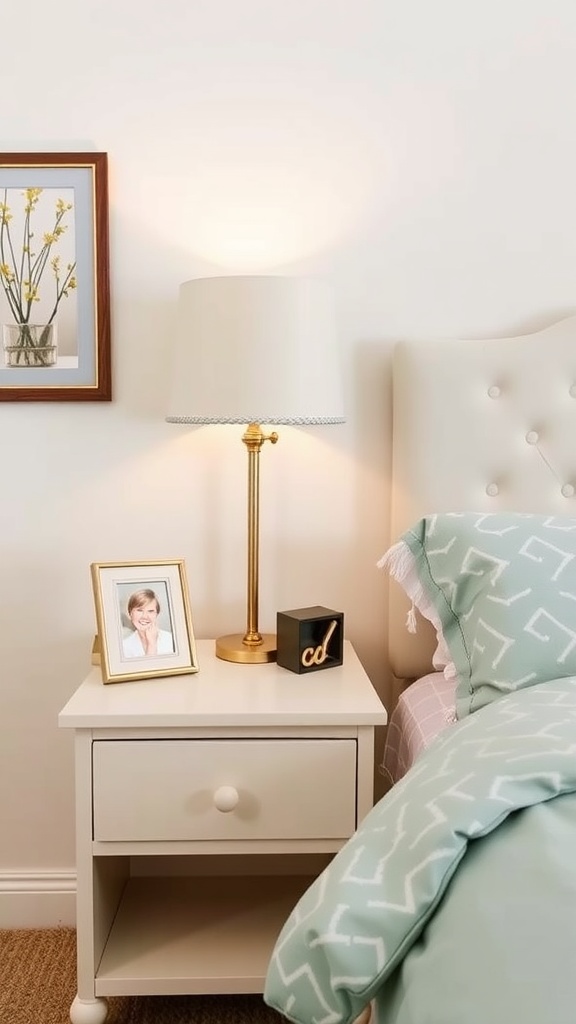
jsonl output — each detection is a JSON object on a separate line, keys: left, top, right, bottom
{"left": 59, "top": 639, "right": 387, "bottom": 1024}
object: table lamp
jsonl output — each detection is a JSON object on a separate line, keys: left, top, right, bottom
{"left": 166, "top": 275, "right": 345, "bottom": 664}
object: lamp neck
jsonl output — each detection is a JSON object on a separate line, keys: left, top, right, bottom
{"left": 242, "top": 423, "right": 278, "bottom": 646}
{"left": 242, "top": 422, "right": 279, "bottom": 451}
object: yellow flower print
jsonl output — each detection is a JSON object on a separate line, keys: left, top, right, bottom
{"left": 0, "top": 187, "right": 77, "bottom": 329}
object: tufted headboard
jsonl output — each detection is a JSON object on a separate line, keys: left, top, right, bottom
{"left": 388, "top": 314, "right": 576, "bottom": 685}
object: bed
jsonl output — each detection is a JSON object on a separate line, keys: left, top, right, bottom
{"left": 263, "top": 314, "right": 576, "bottom": 1024}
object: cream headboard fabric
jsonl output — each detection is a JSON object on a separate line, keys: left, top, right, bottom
{"left": 388, "top": 314, "right": 576, "bottom": 682}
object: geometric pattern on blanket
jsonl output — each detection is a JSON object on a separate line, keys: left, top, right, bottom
{"left": 264, "top": 676, "right": 576, "bottom": 1024}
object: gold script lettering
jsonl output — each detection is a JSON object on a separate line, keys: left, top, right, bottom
{"left": 301, "top": 619, "right": 339, "bottom": 668}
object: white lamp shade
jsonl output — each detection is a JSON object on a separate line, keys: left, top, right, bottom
{"left": 166, "top": 275, "right": 345, "bottom": 425}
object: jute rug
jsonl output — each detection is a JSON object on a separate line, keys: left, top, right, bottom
{"left": 0, "top": 928, "right": 285, "bottom": 1024}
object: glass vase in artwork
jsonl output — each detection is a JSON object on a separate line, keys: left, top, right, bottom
{"left": 2, "top": 322, "right": 57, "bottom": 368}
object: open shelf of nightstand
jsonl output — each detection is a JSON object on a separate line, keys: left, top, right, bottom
{"left": 95, "top": 874, "right": 313, "bottom": 996}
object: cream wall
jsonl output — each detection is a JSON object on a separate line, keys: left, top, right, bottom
{"left": 2, "top": 0, "right": 576, "bottom": 925}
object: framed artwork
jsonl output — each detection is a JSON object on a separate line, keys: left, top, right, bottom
{"left": 0, "top": 151, "right": 111, "bottom": 401}
{"left": 90, "top": 560, "right": 198, "bottom": 683}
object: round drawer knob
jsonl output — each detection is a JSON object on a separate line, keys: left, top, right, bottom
{"left": 213, "top": 785, "right": 239, "bottom": 812}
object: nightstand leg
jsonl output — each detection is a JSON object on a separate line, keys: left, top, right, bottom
{"left": 70, "top": 994, "right": 109, "bottom": 1024}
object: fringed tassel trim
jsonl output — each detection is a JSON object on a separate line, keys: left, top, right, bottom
{"left": 405, "top": 603, "right": 418, "bottom": 634}
{"left": 378, "top": 540, "right": 441, "bottom": 637}
{"left": 377, "top": 540, "right": 414, "bottom": 582}
{"left": 378, "top": 540, "right": 456, "bottom": 678}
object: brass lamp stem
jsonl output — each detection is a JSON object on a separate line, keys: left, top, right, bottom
{"left": 243, "top": 422, "right": 278, "bottom": 643}
{"left": 215, "top": 422, "right": 278, "bottom": 664}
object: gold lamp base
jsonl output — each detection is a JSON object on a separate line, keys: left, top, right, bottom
{"left": 215, "top": 633, "right": 277, "bottom": 664}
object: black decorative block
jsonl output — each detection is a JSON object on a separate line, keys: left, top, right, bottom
{"left": 276, "top": 606, "right": 344, "bottom": 674}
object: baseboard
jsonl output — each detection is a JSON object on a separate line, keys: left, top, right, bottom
{"left": 0, "top": 871, "right": 76, "bottom": 928}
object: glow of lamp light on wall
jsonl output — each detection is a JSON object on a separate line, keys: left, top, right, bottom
{"left": 171, "top": 154, "right": 381, "bottom": 270}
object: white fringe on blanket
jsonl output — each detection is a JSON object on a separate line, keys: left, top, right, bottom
{"left": 377, "top": 540, "right": 454, "bottom": 674}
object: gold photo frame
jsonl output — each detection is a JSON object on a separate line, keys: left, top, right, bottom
{"left": 90, "top": 560, "right": 198, "bottom": 683}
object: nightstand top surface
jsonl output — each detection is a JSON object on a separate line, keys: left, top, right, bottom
{"left": 58, "top": 640, "right": 387, "bottom": 729}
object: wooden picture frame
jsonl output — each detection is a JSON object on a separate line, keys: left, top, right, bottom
{"left": 0, "top": 151, "right": 111, "bottom": 401}
{"left": 90, "top": 560, "right": 198, "bottom": 683}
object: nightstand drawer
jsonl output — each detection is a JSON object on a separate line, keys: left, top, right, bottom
{"left": 92, "top": 739, "right": 357, "bottom": 842}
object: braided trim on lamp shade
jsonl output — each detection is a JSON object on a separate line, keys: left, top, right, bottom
{"left": 165, "top": 415, "right": 346, "bottom": 425}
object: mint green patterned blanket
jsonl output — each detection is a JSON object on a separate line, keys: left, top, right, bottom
{"left": 264, "top": 677, "right": 576, "bottom": 1024}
